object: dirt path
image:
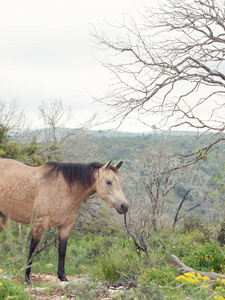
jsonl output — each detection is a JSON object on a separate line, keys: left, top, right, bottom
{"left": 25, "top": 273, "right": 130, "bottom": 300}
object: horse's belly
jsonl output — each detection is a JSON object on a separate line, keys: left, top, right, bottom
{"left": 0, "top": 201, "right": 35, "bottom": 224}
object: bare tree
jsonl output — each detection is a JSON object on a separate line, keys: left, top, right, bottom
{"left": 123, "top": 144, "right": 212, "bottom": 257}
{"left": 0, "top": 99, "right": 37, "bottom": 146}
{"left": 172, "top": 164, "right": 214, "bottom": 232}
{"left": 122, "top": 144, "right": 177, "bottom": 256}
{"left": 0, "top": 99, "right": 26, "bottom": 132}
{"left": 122, "top": 143, "right": 182, "bottom": 249}
{"left": 93, "top": 0, "right": 225, "bottom": 166}
{"left": 38, "top": 99, "right": 98, "bottom": 162}
{"left": 38, "top": 98, "right": 73, "bottom": 143}
{"left": 138, "top": 144, "right": 182, "bottom": 231}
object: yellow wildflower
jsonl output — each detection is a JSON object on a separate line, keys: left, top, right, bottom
{"left": 186, "top": 277, "right": 198, "bottom": 284}
{"left": 0, "top": 283, "right": 2, "bottom": 286}
{"left": 202, "top": 276, "right": 210, "bottom": 281}
{"left": 184, "top": 272, "right": 195, "bottom": 278}
{"left": 202, "top": 285, "right": 209, "bottom": 289}
{"left": 175, "top": 275, "right": 187, "bottom": 283}
{"left": 213, "top": 296, "right": 225, "bottom": 300}
{"left": 221, "top": 279, "right": 225, "bottom": 284}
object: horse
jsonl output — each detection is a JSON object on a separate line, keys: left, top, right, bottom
{"left": 0, "top": 159, "right": 129, "bottom": 282}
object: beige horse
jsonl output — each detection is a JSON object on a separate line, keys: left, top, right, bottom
{"left": 0, "top": 159, "right": 129, "bottom": 282}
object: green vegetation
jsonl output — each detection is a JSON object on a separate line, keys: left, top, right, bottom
{"left": 0, "top": 123, "right": 62, "bottom": 166}
{"left": 0, "top": 271, "right": 30, "bottom": 300}
{"left": 1, "top": 217, "right": 225, "bottom": 299}
{"left": 1, "top": 107, "right": 225, "bottom": 298}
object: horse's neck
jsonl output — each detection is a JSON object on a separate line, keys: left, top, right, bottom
{"left": 72, "top": 182, "right": 96, "bottom": 202}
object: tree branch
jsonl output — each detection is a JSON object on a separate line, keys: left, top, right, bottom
{"left": 171, "top": 254, "right": 225, "bottom": 280}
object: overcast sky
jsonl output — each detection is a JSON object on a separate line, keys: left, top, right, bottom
{"left": 0, "top": 0, "right": 150, "bottom": 132}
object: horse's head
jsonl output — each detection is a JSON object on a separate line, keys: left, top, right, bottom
{"left": 95, "top": 161, "right": 129, "bottom": 214}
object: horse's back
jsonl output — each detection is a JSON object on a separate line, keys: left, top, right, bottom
{"left": 0, "top": 158, "right": 37, "bottom": 181}
{"left": 0, "top": 158, "right": 26, "bottom": 171}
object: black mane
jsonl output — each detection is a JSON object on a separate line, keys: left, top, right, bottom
{"left": 45, "top": 161, "right": 117, "bottom": 188}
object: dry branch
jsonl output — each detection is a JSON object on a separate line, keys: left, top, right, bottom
{"left": 124, "top": 214, "right": 149, "bottom": 257}
{"left": 33, "top": 228, "right": 56, "bottom": 258}
{"left": 93, "top": 0, "right": 225, "bottom": 168}
{"left": 171, "top": 254, "right": 225, "bottom": 280}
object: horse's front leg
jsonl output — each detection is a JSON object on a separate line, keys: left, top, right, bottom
{"left": 58, "top": 237, "right": 68, "bottom": 281}
{"left": 58, "top": 221, "right": 75, "bottom": 281}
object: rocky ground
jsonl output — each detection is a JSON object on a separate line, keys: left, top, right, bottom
{"left": 25, "top": 273, "right": 137, "bottom": 300}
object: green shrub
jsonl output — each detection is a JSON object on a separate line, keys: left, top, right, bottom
{"left": 97, "top": 245, "right": 139, "bottom": 282}
{"left": 114, "top": 281, "right": 163, "bottom": 300}
{"left": 0, "top": 270, "right": 29, "bottom": 300}
{"left": 63, "top": 275, "right": 102, "bottom": 300}
{"left": 162, "top": 229, "right": 210, "bottom": 261}
{"left": 183, "top": 240, "right": 225, "bottom": 273}
{"left": 135, "top": 281, "right": 163, "bottom": 300}
{"left": 98, "top": 251, "right": 125, "bottom": 282}
{"left": 181, "top": 216, "right": 208, "bottom": 237}
{"left": 138, "top": 266, "right": 176, "bottom": 286}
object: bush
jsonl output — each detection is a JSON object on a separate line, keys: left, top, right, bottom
{"left": 138, "top": 266, "right": 176, "bottom": 286}
{"left": 181, "top": 216, "right": 209, "bottom": 238}
{"left": 183, "top": 240, "right": 225, "bottom": 273}
{"left": 135, "top": 281, "right": 163, "bottom": 300}
{"left": 63, "top": 275, "right": 102, "bottom": 300}
{"left": 114, "top": 281, "right": 163, "bottom": 300}
{"left": 94, "top": 239, "right": 139, "bottom": 282}
{"left": 0, "top": 270, "right": 29, "bottom": 300}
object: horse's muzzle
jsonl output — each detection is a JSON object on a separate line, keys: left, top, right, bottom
{"left": 116, "top": 202, "right": 129, "bottom": 214}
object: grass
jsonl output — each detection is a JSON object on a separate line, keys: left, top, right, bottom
{"left": 1, "top": 218, "right": 225, "bottom": 299}
{"left": 0, "top": 269, "right": 30, "bottom": 299}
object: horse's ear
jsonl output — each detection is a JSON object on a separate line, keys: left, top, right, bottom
{"left": 102, "top": 161, "right": 112, "bottom": 170}
{"left": 114, "top": 161, "right": 123, "bottom": 170}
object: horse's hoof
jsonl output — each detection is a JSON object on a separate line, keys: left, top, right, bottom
{"left": 25, "top": 279, "right": 32, "bottom": 286}
{"left": 58, "top": 276, "right": 68, "bottom": 282}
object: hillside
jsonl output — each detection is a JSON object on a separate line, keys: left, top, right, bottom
{"left": 85, "top": 129, "right": 225, "bottom": 222}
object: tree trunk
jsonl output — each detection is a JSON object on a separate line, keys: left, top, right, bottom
{"left": 171, "top": 255, "right": 225, "bottom": 280}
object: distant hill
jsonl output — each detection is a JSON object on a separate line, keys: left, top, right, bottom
{"left": 87, "top": 129, "right": 199, "bottom": 138}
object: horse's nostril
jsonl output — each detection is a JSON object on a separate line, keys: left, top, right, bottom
{"left": 121, "top": 203, "right": 128, "bottom": 212}
{"left": 115, "top": 202, "right": 129, "bottom": 214}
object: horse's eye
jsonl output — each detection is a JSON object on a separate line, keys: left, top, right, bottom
{"left": 106, "top": 180, "right": 112, "bottom": 185}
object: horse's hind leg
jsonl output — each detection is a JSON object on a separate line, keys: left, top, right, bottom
{"left": 0, "top": 212, "right": 7, "bottom": 232}
{"left": 25, "top": 222, "right": 46, "bottom": 283}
